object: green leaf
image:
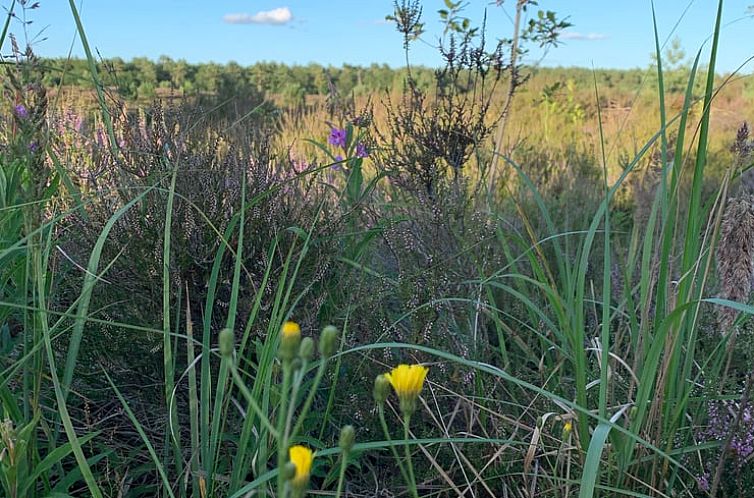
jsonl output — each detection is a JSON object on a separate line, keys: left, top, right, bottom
{"left": 20, "top": 432, "right": 99, "bottom": 496}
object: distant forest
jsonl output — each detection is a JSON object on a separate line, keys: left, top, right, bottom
{"left": 42, "top": 56, "right": 677, "bottom": 105}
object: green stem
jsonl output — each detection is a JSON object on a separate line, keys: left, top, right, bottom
{"left": 276, "top": 361, "right": 292, "bottom": 498}
{"left": 377, "top": 405, "right": 410, "bottom": 487}
{"left": 403, "top": 414, "right": 419, "bottom": 498}
{"left": 284, "top": 361, "right": 306, "bottom": 442}
{"left": 290, "top": 359, "right": 327, "bottom": 439}
{"left": 334, "top": 449, "right": 349, "bottom": 498}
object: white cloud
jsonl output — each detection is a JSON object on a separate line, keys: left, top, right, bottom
{"left": 223, "top": 7, "right": 293, "bottom": 25}
{"left": 561, "top": 31, "right": 608, "bottom": 41}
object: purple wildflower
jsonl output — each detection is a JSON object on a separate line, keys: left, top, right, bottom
{"left": 332, "top": 155, "right": 344, "bottom": 171}
{"left": 14, "top": 104, "right": 29, "bottom": 119}
{"left": 28, "top": 142, "right": 39, "bottom": 153}
{"left": 355, "top": 142, "right": 369, "bottom": 158}
{"left": 328, "top": 127, "right": 347, "bottom": 149}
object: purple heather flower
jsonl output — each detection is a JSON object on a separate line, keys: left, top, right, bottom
{"left": 292, "top": 159, "right": 309, "bottom": 173}
{"left": 14, "top": 104, "right": 29, "bottom": 119}
{"left": 355, "top": 142, "right": 369, "bottom": 158}
{"left": 95, "top": 129, "right": 105, "bottom": 147}
{"left": 328, "top": 127, "right": 347, "bottom": 149}
{"left": 697, "top": 474, "right": 710, "bottom": 491}
{"left": 701, "top": 400, "right": 754, "bottom": 469}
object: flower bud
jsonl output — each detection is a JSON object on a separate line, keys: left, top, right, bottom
{"left": 373, "top": 374, "right": 391, "bottom": 405}
{"left": 562, "top": 421, "right": 573, "bottom": 439}
{"left": 279, "top": 321, "right": 302, "bottom": 361}
{"left": 218, "top": 328, "right": 234, "bottom": 358}
{"left": 282, "top": 461, "right": 297, "bottom": 480}
{"left": 299, "top": 337, "right": 315, "bottom": 361}
{"left": 319, "top": 325, "right": 339, "bottom": 358}
{"left": 339, "top": 425, "right": 356, "bottom": 453}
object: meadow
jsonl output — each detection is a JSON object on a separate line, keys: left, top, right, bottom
{"left": 2, "top": 0, "right": 754, "bottom": 497}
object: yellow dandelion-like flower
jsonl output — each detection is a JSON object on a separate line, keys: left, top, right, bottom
{"left": 384, "top": 364, "right": 428, "bottom": 416}
{"left": 563, "top": 421, "right": 573, "bottom": 434}
{"left": 282, "top": 321, "right": 301, "bottom": 339}
{"left": 288, "top": 444, "right": 313, "bottom": 487}
{"left": 280, "top": 321, "right": 302, "bottom": 360}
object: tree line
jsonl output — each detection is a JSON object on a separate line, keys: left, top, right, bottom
{"left": 40, "top": 56, "right": 680, "bottom": 105}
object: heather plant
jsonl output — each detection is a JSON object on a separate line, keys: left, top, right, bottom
{"left": 379, "top": 0, "right": 506, "bottom": 200}
{"left": 697, "top": 397, "right": 754, "bottom": 495}
{"left": 52, "top": 100, "right": 353, "bottom": 493}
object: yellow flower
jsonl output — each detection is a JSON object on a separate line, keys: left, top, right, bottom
{"left": 561, "top": 420, "right": 573, "bottom": 441}
{"left": 384, "top": 364, "right": 428, "bottom": 416}
{"left": 282, "top": 321, "right": 301, "bottom": 339}
{"left": 280, "top": 321, "right": 302, "bottom": 361}
{"left": 288, "top": 444, "right": 313, "bottom": 487}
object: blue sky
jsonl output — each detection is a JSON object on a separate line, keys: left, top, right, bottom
{"left": 10, "top": 1, "right": 754, "bottom": 73}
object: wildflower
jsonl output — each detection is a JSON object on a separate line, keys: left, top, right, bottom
{"left": 299, "top": 337, "right": 314, "bottom": 361}
{"left": 562, "top": 421, "right": 573, "bottom": 439}
{"left": 14, "top": 104, "right": 28, "bottom": 119}
{"left": 280, "top": 321, "right": 302, "bottom": 361}
{"left": 384, "top": 364, "right": 428, "bottom": 416}
{"left": 339, "top": 425, "right": 355, "bottom": 453}
{"left": 373, "top": 374, "right": 391, "bottom": 405}
{"left": 697, "top": 473, "right": 710, "bottom": 492}
{"left": 331, "top": 155, "right": 344, "bottom": 172}
{"left": 28, "top": 142, "right": 39, "bottom": 153}
{"left": 328, "top": 126, "right": 347, "bottom": 149}
{"left": 701, "top": 399, "right": 754, "bottom": 469}
{"left": 282, "top": 321, "right": 301, "bottom": 339}
{"left": 218, "top": 328, "right": 234, "bottom": 357}
{"left": 319, "top": 325, "right": 339, "bottom": 358}
{"left": 288, "top": 445, "right": 314, "bottom": 494}
{"left": 355, "top": 142, "right": 369, "bottom": 158}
